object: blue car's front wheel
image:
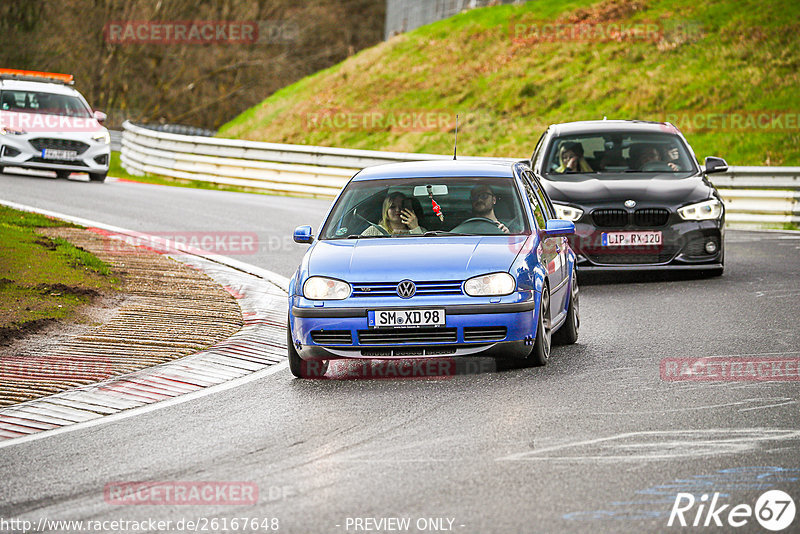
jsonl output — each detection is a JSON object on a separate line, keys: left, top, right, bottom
{"left": 287, "top": 325, "right": 329, "bottom": 378}
{"left": 526, "top": 285, "right": 552, "bottom": 367}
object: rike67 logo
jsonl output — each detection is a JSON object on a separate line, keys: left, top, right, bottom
{"left": 668, "top": 490, "right": 795, "bottom": 531}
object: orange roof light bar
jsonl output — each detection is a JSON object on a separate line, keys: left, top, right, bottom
{"left": 0, "top": 69, "right": 74, "bottom": 85}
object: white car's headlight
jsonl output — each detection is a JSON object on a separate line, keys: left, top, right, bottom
{"left": 0, "top": 126, "right": 26, "bottom": 135}
{"left": 552, "top": 202, "right": 584, "bottom": 222}
{"left": 92, "top": 131, "right": 110, "bottom": 144}
{"left": 303, "top": 276, "right": 351, "bottom": 300}
{"left": 678, "top": 199, "right": 723, "bottom": 220}
{"left": 464, "top": 272, "right": 515, "bottom": 297}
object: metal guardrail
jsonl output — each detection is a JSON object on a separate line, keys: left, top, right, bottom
{"left": 120, "top": 121, "right": 800, "bottom": 227}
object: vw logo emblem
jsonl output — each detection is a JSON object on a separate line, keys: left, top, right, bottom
{"left": 396, "top": 280, "right": 416, "bottom": 299}
{"left": 624, "top": 199, "right": 637, "bottom": 208}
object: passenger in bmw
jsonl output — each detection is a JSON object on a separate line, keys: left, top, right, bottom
{"left": 361, "top": 191, "right": 426, "bottom": 236}
{"left": 555, "top": 141, "right": 593, "bottom": 173}
{"left": 470, "top": 184, "right": 510, "bottom": 234}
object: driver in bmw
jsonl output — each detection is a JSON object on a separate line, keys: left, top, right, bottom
{"left": 470, "top": 184, "right": 510, "bottom": 234}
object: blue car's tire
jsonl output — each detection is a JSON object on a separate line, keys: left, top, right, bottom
{"left": 553, "top": 269, "right": 579, "bottom": 345}
{"left": 287, "top": 327, "right": 328, "bottom": 378}
{"left": 526, "top": 285, "right": 551, "bottom": 367}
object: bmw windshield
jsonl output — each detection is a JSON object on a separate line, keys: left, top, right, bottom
{"left": 319, "top": 177, "right": 529, "bottom": 239}
{"left": 543, "top": 131, "right": 699, "bottom": 180}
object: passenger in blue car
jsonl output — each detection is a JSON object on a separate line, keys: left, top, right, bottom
{"left": 361, "top": 191, "right": 426, "bottom": 236}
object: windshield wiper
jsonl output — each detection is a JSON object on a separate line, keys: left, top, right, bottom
{"left": 422, "top": 230, "right": 470, "bottom": 237}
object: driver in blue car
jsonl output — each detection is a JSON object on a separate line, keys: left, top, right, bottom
{"left": 470, "top": 184, "right": 510, "bottom": 234}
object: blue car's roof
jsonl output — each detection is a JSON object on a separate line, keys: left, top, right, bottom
{"left": 353, "top": 160, "right": 520, "bottom": 181}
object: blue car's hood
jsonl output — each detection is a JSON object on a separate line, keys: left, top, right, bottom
{"left": 308, "top": 236, "right": 528, "bottom": 282}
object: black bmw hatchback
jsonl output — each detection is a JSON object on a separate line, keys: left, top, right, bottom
{"left": 530, "top": 120, "right": 727, "bottom": 275}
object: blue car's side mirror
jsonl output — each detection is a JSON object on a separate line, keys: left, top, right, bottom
{"left": 293, "top": 225, "right": 314, "bottom": 244}
{"left": 544, "top": 219, "right": 575, "bottom": 236}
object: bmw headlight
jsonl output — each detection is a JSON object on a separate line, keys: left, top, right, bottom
{"left": 303, "top": 276, "right": 351, "bottom": 300}
{"left": 464, "top": 272, "right": 515, "bottom": 297}
{"left": 678, "top": 199, "right": 723, "bottom": 221}
{"left": 92, "top": 131, "right": 110, "bottom": 144}
{"left": 552, "top": 202, "right": 584, "bottom": 222}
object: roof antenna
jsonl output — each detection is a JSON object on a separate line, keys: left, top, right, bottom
{"left": 453, "top": 114, "right": 459, "bottom": 160}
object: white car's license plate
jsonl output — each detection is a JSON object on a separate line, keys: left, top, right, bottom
{"left": 368, "top": 309, "right": 445, "bottom": 328}
{"left": 602, "top": 231, "right": 662, "bottom": 247}
{"left": 41, "top": 149, "right": 78, "bottom": 161}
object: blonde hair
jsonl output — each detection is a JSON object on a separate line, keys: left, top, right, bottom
{"left": 379, "top": 192, "right": 408, "bottom": 233}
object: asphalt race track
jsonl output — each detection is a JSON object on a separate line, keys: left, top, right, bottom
{"left": 1, "top": 170, "right": 799, "bottom": 533}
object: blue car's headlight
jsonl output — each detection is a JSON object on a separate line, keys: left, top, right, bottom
{"left": 678, "top": 199, "right": 723, "bottom": 220}
{"left": 464, "top": 272, "right": 515, "bottom": 297}
{"left": 303, "top": 276, "right": 351, "bottom": 300}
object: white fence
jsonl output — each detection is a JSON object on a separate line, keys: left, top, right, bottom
{"left": 120, "top": 121, "right": 800, "bottom": 227}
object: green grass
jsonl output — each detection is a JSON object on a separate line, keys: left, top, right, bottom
{"left": 218, "top": 0, "right": 800, "bottom": 165}
{"left": 0, "top": 206, "right": 118, "bottom": 336}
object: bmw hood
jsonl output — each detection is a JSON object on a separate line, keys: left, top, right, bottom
{"left": 542, "top": 174, "right": 712, "bottom": 205}
{"left": 307, "top": 236, "right": 528, "bottom": 282}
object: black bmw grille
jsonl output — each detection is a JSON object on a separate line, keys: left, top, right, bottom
{"left": 463, "top": 326, "right": 507, "bottom": 342}
{"left": 310, "top": 330, "right": 352, "bottom": 345}
{"left": 352, "top": 281, "right": 462, "bottom": 298}
{"left": 29, "top": 138, "right": 90, "bottom": 154}
{"left": 634, "top": 208, "right": 670, "bottom": 227}
{"left": 358, "top": 327, "right": 457, "bottom": 344}
{"left": 592, "top": 209, "right": 628, "bottom": 227}
{"left": 586, "top": 245, "right": 679, "bottom": 265}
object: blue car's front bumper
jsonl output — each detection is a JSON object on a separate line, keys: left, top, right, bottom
{"left": 289, "top": 297, "right": 538, "bottom": 361}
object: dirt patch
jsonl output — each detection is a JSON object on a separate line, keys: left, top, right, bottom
{"left": 0, "top": 318, "right": 57, "bottom": 346}
{"left": 0, "top": 227, "right": 244, "bottom": 408}
{"left": 34, "top": 238, "right": 57, "bottom": 250}
{"left": 34, "top": 283, "right": 101, "bottom": 298}
{"left": 566, "top": 0, "right": 647, "bottom": 23}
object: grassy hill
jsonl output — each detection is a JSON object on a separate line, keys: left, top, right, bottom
{"left": 218, "top": 0, "right": 800, "bottom": 165}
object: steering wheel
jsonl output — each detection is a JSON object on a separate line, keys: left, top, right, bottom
{"left": 367, "top": 222, "right": 391, "bottom": 236}
{"left": 640, "top": 161, "right": 673, "bottom": 172}
{"left": 452, "top": 217, "right": 506, "bottom": 234}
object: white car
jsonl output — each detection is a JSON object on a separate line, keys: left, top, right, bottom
{"left": 0, "top": 69, "right": 110, "bottom": 182}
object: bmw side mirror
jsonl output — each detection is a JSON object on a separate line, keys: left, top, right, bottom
{"left": 293, "top": 225, "right": 314, "bottom": 244}
{"left": 93, "top": 110, "right": 107, "bottom": 124}
{"left": 704, "top": 156, "right": 728, "bottom": 175}
{"left": 544, "top": 219, "right": 575, "bottom": 236}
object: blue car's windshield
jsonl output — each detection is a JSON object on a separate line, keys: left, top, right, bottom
{"left": 320, "top": 177, "right": 530, "bottom": 239}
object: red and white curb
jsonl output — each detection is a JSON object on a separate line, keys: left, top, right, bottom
{"left": 0, "top": 200, "right": 290, "bottom": 447}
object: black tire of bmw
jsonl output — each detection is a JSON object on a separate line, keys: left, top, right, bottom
{"left": 552, "top": 269, "right": 579, "bottom": 345}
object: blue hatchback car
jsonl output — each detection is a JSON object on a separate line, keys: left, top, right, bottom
{"left": 288, "top": 160, "right": 579, "bottom": 378}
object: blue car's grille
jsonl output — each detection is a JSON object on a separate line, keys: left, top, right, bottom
{"left": 358, "top": 327, "right": 457, "bottom": 344}
{"left": 463, "top": 326, "right": 507, "bottom": 342}
{"left": 310, "top": 330, "right": 352, "bottom": 345}
{"left": 351, "top": 280, "right": 463, "bottom": 298}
